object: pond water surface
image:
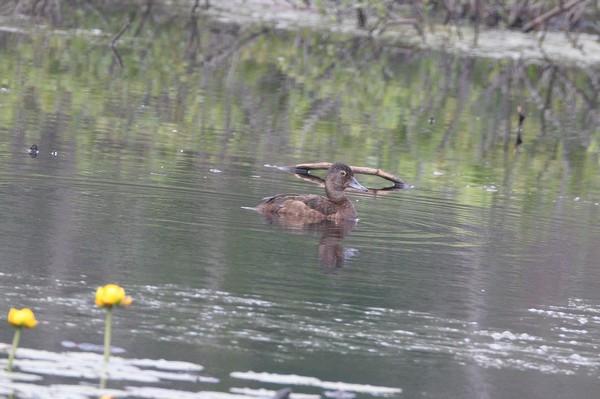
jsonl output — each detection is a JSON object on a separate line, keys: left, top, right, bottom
{"left": 0, "top": 13, "right": 599, "bottom": 399}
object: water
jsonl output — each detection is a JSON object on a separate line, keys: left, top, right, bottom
{"left": 0, "top": 12, "right": 600, "bottom": 399}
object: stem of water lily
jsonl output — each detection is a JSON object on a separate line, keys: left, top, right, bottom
{"left": 103, "top": 307, "right": 113, "bottom": 363}
{"left": 7, "top": 327, "right": 22, "bottom": 372}
{"left": 99, "top": 371, "right": 108, "bottom": 390}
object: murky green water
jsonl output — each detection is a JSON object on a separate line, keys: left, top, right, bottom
{"left": 0, "top": 11, "right": 599, "bottom": 399}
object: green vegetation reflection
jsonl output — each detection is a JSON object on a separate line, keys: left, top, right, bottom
{"left": 0, "top": 20, "right": 598, "bottom": 199}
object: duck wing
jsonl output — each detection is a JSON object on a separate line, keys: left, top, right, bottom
{"left": 258, "top": 194, "right": 338, "bottom": 217}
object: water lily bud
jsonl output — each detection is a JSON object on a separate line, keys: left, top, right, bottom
{"left": 7, "top": 308, "right": 38, "bottom": 328}
{"left": 95, "top": 284, "right": 133, "bottom": 307}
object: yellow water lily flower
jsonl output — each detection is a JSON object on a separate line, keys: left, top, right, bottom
{"left": 95, "top": 284, "right": 132, "bottom": 364}
{"left": 6, "top": 307, "right": 38, "bottom": 371}
{"left": 7, "top": 308, "right": 38, "bottom": 328}
{"left": 95, "top": 284, "right": 133, "bottom": 308}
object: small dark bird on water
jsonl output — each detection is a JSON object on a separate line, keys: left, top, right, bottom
{"left": 28, "top": 144, "right": 39, "bottom": 158}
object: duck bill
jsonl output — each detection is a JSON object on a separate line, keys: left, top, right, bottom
{"left": 348, "top": 176, "right": 368, "bottom": 192}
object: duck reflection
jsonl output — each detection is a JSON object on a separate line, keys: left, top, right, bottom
{"left": 260, "top": 214, "right": 357, "bottom": 271}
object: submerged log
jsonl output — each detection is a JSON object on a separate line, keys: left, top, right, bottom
{"left": 278, "top": 162, "right": 405, "bottom": 192}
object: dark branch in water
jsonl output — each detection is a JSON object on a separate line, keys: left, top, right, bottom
{"left": 279, "top": 162, "right": 405, "bottom": 191}
{"left": 112, "top": 20, "right": 131, "bottom": 48}
{"left": 111, "top": 45, "right": 124, "bottom": 68}
{"left": 111, "top": 20, "right": 130, "bottom": 68}
{"left": 515, "top": 105, "right": 525, "bottom": 147}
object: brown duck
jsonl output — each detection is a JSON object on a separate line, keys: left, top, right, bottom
{"left": 256, "top": 162, "right": 368, "bottom": 220}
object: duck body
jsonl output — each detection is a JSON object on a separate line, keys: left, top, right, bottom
{"left": 256, "top": 162, "right": 368, "bottom": 221}
{"left": 257, "top": 193, "right": 357, "bottom": 220}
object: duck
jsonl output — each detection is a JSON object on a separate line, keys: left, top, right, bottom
{"left": 256, "top": 162, "right": 368, "bottom": 220}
